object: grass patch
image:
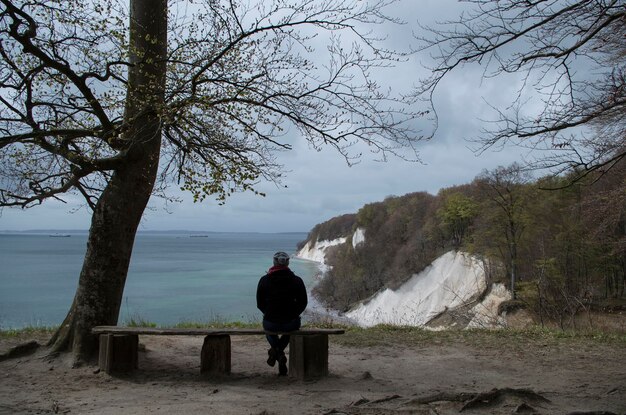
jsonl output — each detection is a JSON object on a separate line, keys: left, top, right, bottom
{"left": 124, "top": 316, "right": 158, "bottom": 328}
{"left": 333, "top": 324, "right": 626, "bottom": 349}
{"left": 334, "top": 325, "right": 461, "bottom": 348}
{"left": 4, "top": 320, "right": 621, "bottom": 349}
{"left": 0, "top": 326, "right": 56, "bottom": 339}
{"left": 121, "top": 310, "right": 263, "bottom": 328}
{"left": 151, "top": 320, "right": 626, "bottom": 347}
{"left": 173, "top": 320, "right": 261, "bottom": 329}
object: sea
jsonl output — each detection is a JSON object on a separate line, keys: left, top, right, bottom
{"left": 0, "top": 231, "right": 321, "bottom": 330}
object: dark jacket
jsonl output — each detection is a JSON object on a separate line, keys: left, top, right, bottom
{"left": 256, "top": 267, "right": 308, "bottom": 323}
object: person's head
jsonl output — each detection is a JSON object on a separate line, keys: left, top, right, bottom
{"left": 273, "top": 251, "right": 290, "bottom": 267}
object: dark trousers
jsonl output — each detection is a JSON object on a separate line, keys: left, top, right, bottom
{"left": 263, "top": 318, "right": 301, "bottom": 352}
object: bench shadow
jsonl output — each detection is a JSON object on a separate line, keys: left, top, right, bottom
{"left": 106, "top": 346, "right": 318, "bottom": 386}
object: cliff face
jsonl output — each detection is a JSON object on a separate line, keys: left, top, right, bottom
{"left": 296, "top": 218, "right": 511, "bottom": 329}
{"left": 296, "top": 237, "right": 347, "bottom": 264}
{"left": 294, "top": 190, "right": 518, "bottom": 329}
{"left": 346, "top": 251, "right": 484, "bottom": 326}
{"left": 296, "top": 227, "right": 366, "bottom": 264}
{"left": 345, "top": 251, "right": 511, "bottom": 329}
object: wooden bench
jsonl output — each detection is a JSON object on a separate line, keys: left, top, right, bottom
{"left": 92, "top": 326, "right": 345, "bottom": 379}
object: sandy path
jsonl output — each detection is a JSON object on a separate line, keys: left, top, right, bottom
{"left": 1, "top": 333, "right": 624, "bottom": 414}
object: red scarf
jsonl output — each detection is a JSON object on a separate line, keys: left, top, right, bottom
{"left": 268, "top": 265, "right": 290, "bottom": 274}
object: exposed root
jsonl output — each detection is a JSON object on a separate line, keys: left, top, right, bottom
{"left": 333, "top": 388, "right": 554, "bottom": 414}
{"left": 0, "top": 341, "right": 39, "bottom": 362}
{"left": 412, "top": 391, "right": 476, "bottom": 404}
{"left": 460, "top": 388, "right": 550, "bottom": 412}
{"left": 47, "top": 301, "right": 76, "bottom": 354}
{"left": 370, "top": 395, "right": 401, "bottom": 404}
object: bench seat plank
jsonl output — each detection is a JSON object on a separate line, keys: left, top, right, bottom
{"left": 92, "top": 326, "right": 345, "bottom": 336}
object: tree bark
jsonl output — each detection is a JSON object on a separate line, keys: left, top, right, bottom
{"left": 48, "top": 0, "right": 167, "bottom": 364}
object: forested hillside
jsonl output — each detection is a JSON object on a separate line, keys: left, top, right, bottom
{"left": 305, "top": 161, "right": 626, "bottom": 327}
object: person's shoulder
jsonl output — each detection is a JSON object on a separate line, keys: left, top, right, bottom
{"left": 286, "top": 268, "right": 301, "bottom": 278}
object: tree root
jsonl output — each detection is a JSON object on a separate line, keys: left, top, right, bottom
{"left": 47, "top": 299, "right": 76, "bottom": 354}
{"left": 412, "top": 391, "right": 476, "bottom": 404}
{"left": 0, "top": 341, "right": 39, "bottom": 362}
{"left": 460, "top": 388, "right": 550, "bottom": 412}
{"left": 330, "top": 388, "right": 618, "bottom": 414}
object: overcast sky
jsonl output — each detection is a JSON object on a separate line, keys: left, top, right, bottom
{"left": 0, "top": 0, "right": 535, "bottom": 233}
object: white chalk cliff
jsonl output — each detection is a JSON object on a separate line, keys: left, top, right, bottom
{"left": 296, "top": 228, "right": 511, "bottom": 329}
{"left": 345, "top": 251, "right": 510, "bottom": 329}
{"left": 296, "top": 228, "right": 366, "bottom": 264}
{"left": 346, "top": 251, "right": 482, "bottom": 326}
{"left": 352, "top": 227, "right": 366, "bottom": 248}
{"left": 296, "top": 236, "right": 347, "bottom": 264}
{"left": 465, "top": 283, "right": 511, "bottom": 328}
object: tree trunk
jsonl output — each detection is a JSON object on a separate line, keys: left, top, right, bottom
{"left": 510, "top": 238, "right": 517, "bottom": 300}
{"left": 48, "top": 0, "right": 167, "bottom": 364}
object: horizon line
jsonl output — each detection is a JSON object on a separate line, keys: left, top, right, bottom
{"left": 0, "top": 228, "right": 308, "bottom": 234}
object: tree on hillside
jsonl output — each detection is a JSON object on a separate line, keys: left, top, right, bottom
{"left": 475, "top": 164, "right": 534, "bottom": 299}
{"left": 0, "top": 0, "right": 421, "bottom": 363}
{"left": 417, "top": 0, "right": 625, "bottom": 179}
{"left": 579, "top": 160, "right": 626, "bottom": 298}
{"left": 436, "top": 191, "right": 478, "bottom": 248}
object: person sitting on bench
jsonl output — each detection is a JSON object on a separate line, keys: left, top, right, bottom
{"left": 256, "top": 251, "right": 308, "bottom": 375}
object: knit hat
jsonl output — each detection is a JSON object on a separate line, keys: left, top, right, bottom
{"left": 273, "top": 251, "right": 290, "bottom": 266}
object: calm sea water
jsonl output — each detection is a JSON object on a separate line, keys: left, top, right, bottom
{"left": 0, "top": 232, "right": 320, "bottom": 329}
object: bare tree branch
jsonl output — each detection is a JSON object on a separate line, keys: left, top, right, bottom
{"left": 0, "top": 0, "right": 421, "bottom": 210}
{"left": 416, "top": 0, "right": 626, "bottom": 181}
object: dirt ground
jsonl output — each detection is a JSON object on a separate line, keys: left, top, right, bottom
{"left": 0, "top": 330, "right": 624, "bottom": 415}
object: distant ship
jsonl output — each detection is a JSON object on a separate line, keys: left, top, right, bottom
{"left": 49, "top": 233, "right": 71, "bottom": 237}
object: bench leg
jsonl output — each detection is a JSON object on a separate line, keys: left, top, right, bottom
{"left": 98, "top": 334, "right": 138, "bottom": 374}
{"left": 289, "top": 334, "right": 328, "bottom": 379}
{"left": 201, "top": 335, "right": 231, "bottom": 375}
